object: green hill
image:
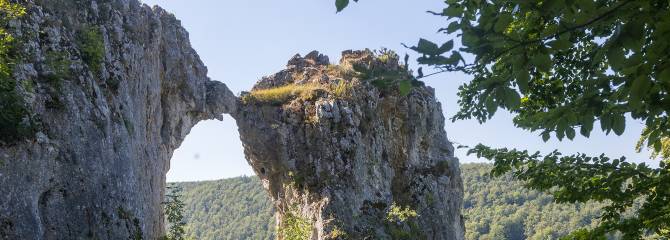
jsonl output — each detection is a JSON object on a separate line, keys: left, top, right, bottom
{"left": 175, "top": 176, "right": 275, "bottom": 240}
{"left": 172, "top": 163, "right": 607, "bottom": 240}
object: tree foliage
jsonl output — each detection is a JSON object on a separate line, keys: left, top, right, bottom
{"left": 163, "top": 185, "right": 188, "bottom": 240}
{"left": 169, "top": 177, "right": 275, "bottom": 240}
{"left": 171, "top": 165, "right": 617, "bottom": 240}
{"left": 338, "top": 0, "right": 670, "bottom": 238}
{"left": 0, "top": 0, "right": 29, "bottom": 143}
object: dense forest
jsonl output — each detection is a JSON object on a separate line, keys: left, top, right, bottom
{"left": 175, "top": 177, "right": 275, "bottom": 240}
{"left": 172, "top": 163, "right": 613, "bottom": 240}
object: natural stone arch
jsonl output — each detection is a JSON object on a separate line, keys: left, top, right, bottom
{"left": 0, "top": 1, "right": 236, "bottom": 239}
{"left": 0, "top": 1, "right": 464, "bottom": 239}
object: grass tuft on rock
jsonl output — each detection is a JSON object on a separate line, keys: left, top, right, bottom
{"left": 242, "top": 83, "right": 323, "bottom": 105}
{"left": 279, "top": 210, "right": 312, "bottom": 240}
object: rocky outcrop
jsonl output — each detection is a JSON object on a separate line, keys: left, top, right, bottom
{"left": 235, "top": 50, "right": 464, "bottom": 239}
{"left": 0, "top": 1, "right": 464, "bottom": 239}
{"left": 0, "top": 0, "right": 236, "bottom": 239}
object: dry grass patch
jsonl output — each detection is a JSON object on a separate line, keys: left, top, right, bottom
{"left": 243, "top": 83, "right": 324, "bottom": 104}
{"left": 330, "top": 80, "right": 355, "bottom": 99}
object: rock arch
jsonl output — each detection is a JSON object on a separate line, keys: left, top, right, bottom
{"left": 0, "top": 1, "right": 464, "bottom": 239}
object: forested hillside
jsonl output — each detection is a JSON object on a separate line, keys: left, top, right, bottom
{"left": 175, "top": 177, "right": 275, "bottom": 239}
{"left": 173, "top": 164, "right": 608, "bottom": 240}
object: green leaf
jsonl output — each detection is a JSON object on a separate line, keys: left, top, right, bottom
{"left": 516, "top": 71, "right": 530, "bottom": 93}
{"left": 542, "top": 131, "right": 550, "bottom": 142}
{"left": 566, "top": 127, "right": 576, "bottom": 140}
{"left": 556, "top": 119, "right": 568, "bottom": 141}
{"left": 485, "top": 95, "right": 497, "bottom": 116}
{"left": 335, "top": 0, "right": 349, "bottom": 12}
{"left": 439, "top": 40, "right": 454, "bottom": 54}
{"left": 494, "top": 14, "right": 513, "bottom": 33}
{"left": 658, "top": 68, "right": 670, "bottom": 87}
{"left": 445, "top": 21, "right": 460, "bottom": 34}
{"left": 629, "top": 75, "right": 652, "bottom": 108}
{"left": 549, "top": 38, "right": 572, "bottom": 50}
{"left": 556, "top": 128, "right": 565, "bottom": 141}
{"left": 658, "top": 68, "right": 670, "bottom": 84}
{"left": 600, "top": 114, "right": 612, "bottom": 133}
{"left": 612, "top": 114, "right": 625, "bottom": 136}
{"left": 398, "top": 80, "right": 412, "bottom": 96}
{"left": 580, "top": 114, "right": 594, "bottom": 137}
{"left": 443, "top": 5, "right": 462, "bottom": 17}
{"left": 503, "top": 88, "right": 521, "bottom": 109}
{"left": 461, "top": 31, "right": 479, "bottom": 47}
{"left": 531, "top": 53, "right": 552, "bottom": 72}
{"left": 606, "top": 46, "right": 625, "bottom": 70}
{"left": 415, "top": 38, "right": 440, "bottom": 55}
{"left": 621, "top": 20, "right": 644, "bottom": 51}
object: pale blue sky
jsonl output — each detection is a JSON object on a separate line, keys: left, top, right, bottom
{"left": 139, "top": 0, "right": 654, "bottom": 182}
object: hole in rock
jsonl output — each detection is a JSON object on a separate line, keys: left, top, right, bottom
{"left": 166, "top": 115, "right": 252, "bottom": 182}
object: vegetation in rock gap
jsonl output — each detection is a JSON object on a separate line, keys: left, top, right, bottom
{"left": 78, "top": 26, "right": 104, "bottom": 75}
{"left": 0, "top": 0, "right": 29, "bottom": 144}
{"left": 385, "top": 203, "right": 418, "bottom": 223}
{"left": 163, "top": 185, "right": 188, "bottom": 240}
{"left": 385, "top": 203, "right": 423, "bottom": 240}
{"left": 279, "top": 209, "right": 311, "bottom": 240}
{"left": 171, "top": 164, "right": 618, "bottom": 240}
{"left": 338, "top": 0, "right": 670, "bottom": 238}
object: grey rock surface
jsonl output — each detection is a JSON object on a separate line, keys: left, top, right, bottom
{"left": 235, "top": 50, "right": 465, "bottom": 240}
{"left": 0, "top": 0, "right": 236, "bottom": 239}
{"left": 0, "top": 1, "right": 463, "bottom": 239}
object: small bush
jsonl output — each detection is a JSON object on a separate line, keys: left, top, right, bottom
{"left": 78, "top": 26, "right": 104, "bottom": 75}
{"left": 385, "top": 203, "right": 422, "bottom": 239}
{"left": 279, "top": 210, "right": 311, "bottom": 240}
{"left": 385, "top": 203, "right": 418, "bottom": 223}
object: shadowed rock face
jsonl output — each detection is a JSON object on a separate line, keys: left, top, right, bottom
{"left": 235, "top": 50, "right": 465, "bottom": 240}
{"left": 0, "top": 0, "right": 235, "bottom": 239}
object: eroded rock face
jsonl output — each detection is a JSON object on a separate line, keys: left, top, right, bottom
{"left": 0, "top": 1, "right": 464, "bottom": 239}
{"left": 0, "top": 1, "right": 235, "bottom": 239}
{"left": 235, "top": 50, "right": 465, "bottom": 240}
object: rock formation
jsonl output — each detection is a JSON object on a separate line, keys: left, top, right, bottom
{"left": 0, "top": 1, "right": 463, "bottom": 239}
{"left": 0, "top": 0, "right": 236, "bottom": 239}
{"left": 235, "top": 50, "right": 464, "bottom": 239}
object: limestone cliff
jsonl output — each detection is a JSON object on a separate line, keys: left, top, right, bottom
{"left": 235, "top": 50, "right": 465, "bottom": 240}
{"left": 0, "top": 1, "right": 464, "bottom": 239}
{"left": 0, "top": 0, "right": 236, "bottom": 239}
